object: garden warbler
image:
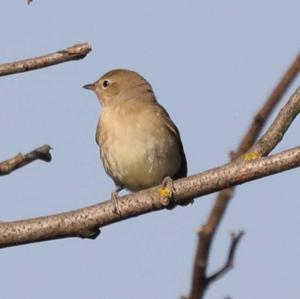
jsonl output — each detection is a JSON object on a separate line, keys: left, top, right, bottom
{"left": 83, "top": 69, "right": 190, "bottom": 210}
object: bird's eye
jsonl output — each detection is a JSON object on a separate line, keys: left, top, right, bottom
{"left": 102, "top": 80, "right": 110, "bottom": 89}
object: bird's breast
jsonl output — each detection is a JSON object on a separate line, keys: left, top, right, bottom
{"left": 97, "top": 104, "right": 181, "bottom": 191}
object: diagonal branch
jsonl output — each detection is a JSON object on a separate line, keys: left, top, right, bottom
{"left": 185, "top": 53, "right": 300, "bottom": 299}
{"left": 0, "top": 144, "right": 52, "bottom": 175}
{"left": 0, "top": 43, "right": 92, "bottom": 77}
{"left": 239, "top": 53, "right": 300, "bottom": 153}
{"left": 206, "top": 231, "right": 245, "bottom": 285}
{"left": 0, "top": 145, "right": 299, "bottom": 248}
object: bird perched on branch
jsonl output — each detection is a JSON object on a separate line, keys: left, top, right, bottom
{"left": 83, "top": 69, "right": 190, "bottom": 212}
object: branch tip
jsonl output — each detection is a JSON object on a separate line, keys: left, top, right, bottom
{"left": 0, "top": 144, "right": 53, "bottom": 175}
{"left": 34, "top": 144, "right": 52, "bottom": 162}
{"left": 0, "top": 43, "right": 92, "bottom": 77}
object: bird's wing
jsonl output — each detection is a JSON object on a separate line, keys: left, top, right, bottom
{"left": 95, "top": 121, "right": 101, "bottom": 146}
{"left": 155, "top": 103, "right": 187, "bottom": 179}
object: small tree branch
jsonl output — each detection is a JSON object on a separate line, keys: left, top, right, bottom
{"left": 0, "top": 145, "right": 52, "bottom": 175}
{"left": 182, "top": 232, "right": 244, "bottom": 299}
{"left": 186, "top": 53, "right": 300, "bottom": 299}
{"left": 0, "top": 145, "right": 299, "bottom": 248}
{"left": 0, "top": 43, "right": 92, "bottom": 77}
{"left": 206, "top": 231, "right": 245, "bottom": 285}
{"left": 239, "top": 53, "right": 300, "bottom": 153}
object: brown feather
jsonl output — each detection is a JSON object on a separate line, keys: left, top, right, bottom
{"left": 154, "top": 103, "right": 188, "bottom": 179}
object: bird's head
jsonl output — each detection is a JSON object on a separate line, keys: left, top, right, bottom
{"left": 83, "top": 69, "right": 155, "bottom": 106}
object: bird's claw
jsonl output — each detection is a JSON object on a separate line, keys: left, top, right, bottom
{"left": 111, "top": 190, "right": 121, "bottom": 214}
{"left": 159, "top": 176, "right": 176, "bottom": 208}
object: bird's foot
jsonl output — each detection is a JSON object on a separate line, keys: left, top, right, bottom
{"left": 159, "top": 176, "right": 193, "bottom": 207}
{"left": 111, "top": 186, "right": 123, "bottom": 214}
{"left": 159, "top": 176, "right": 176, "bottom": 209}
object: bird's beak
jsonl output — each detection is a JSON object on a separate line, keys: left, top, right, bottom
{"left": 82, "top": 82, "right": 96, "bottom": 91}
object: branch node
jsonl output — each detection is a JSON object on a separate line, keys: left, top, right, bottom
{"left": 229, "top": 150, "right": 237, "bottom": 160}
{"left": 33, "top": 144, "right": 52, "bottom": 162}
{"left": 196, "top": 225, "right": 205, "bottom": 234}
{"left": 254, "top": 113, "right": 264, "bottom": 125}
{"left": 77, "top": 227, "right": 101, "bottom": 240}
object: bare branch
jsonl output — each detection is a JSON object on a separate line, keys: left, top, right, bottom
{"left": 0, "top": 145, "right": 299, "bottom": 248}
{"left": 239, "top": 53, "right": 300, "bottom": 153}
{"left": 186, "top": 53, "right": 300, "bottom": 299}
{"left": 182, "top": 232, "right": 244, "bottom": 299}
{"left": 0, "top": 145, "right": 52, "bottom": 175}
{"left": 0, "top": 43, "right": 92, "bottom": 77}
{"left": 206, "top": 231, "right": 245, "bottom": 285}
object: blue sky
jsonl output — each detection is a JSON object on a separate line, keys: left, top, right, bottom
{"left": 1, "top": 1, "right": 300, "bottom": 299}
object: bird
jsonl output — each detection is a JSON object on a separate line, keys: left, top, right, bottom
{"left": 83, "top": 69, "right": 190, "bottom": 211}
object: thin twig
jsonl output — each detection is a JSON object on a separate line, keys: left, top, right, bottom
{"left": 0, "top": 145, "right": 52, "bottom": 175}
{"left": 206, "top": 231, "right": 245, "bottom": 285}
{"left": 183, "top": 232, "right": 244, "bottom": 299}
{"left": 0, "top": 43, "right": 92, "bottom": 77}
{"left": 186, "top": 53, "right": 300, "bottom": 299}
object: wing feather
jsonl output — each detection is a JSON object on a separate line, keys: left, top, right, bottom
{"left": 155, "top": 104, "right": 187, "bottom": 179}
